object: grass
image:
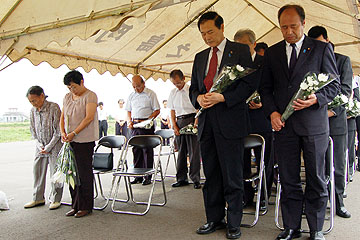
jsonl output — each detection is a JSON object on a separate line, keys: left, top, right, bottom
{"left": 0, "top": 122, "right": 32, "bottom": 143}
{"left": 0, "top": 120, "right": 118, "bottom": 143}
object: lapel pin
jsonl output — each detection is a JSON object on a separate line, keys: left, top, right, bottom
{"left": 229, "top": 51, "right": 233, "bottom": 57}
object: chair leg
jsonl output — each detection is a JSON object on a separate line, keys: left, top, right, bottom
{"left": 274, "top": 176, "right": 283, "bottom": 231}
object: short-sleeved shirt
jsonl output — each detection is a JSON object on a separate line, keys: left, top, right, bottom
{"left": 125, "top": 88, "right": 160, "bottom": 118}
{"left": 167, "top": 84, "right": 196, "bottom": 117}
{"left": 63, "top": 89, "right": 99, "bottom": 143}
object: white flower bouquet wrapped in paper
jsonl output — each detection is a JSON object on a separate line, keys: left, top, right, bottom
{"left": 179, "top": 124, "right": 198, "bottom": 135}
{"left": 52, "top": 142, "right": 79, "bottom": 189}
{"left": 195, "top": 64, "right": 256, "bottom": 118}
{"left": 345, "top": 98, "right": 360, "bottom": 117}
{"left": 328, "top": 93, "right": 348, "bottom": 109}
{"left": 281, "top": 72, "right": 338, "bottom": 122}
{"left": 246, "top": 90, "right": 261, "bottom": 104}
{"left": 133, "top": 118, "right": 154, "bottom": 129}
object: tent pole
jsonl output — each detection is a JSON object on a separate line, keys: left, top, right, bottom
{"left": 0, "top": 0, "right": 23, "bottom": 28}
{"left": 0, "top": 51, "right": 29, "bottom": 72}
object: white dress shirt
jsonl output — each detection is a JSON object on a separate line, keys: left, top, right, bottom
{"left": 205, "top": 38, "right": 227, "bottom": 79}
{"left": 167, "top": 84, "right": 197, "bottom": 117}
{"left": 125, "top": 87, "right": 160, "bottom": 118}
{"left": 285, "top": 34, "right": 305, "bottom": 67}
{"left": 98, "top": 108, "right": 108, "bottom": 121}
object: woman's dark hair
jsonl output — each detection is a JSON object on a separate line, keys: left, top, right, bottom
{"left": 170, "top": 69, "right": 184, "bottom": 80}
{"left": 308, "top": 26, "right": 328, "bottom": 40}
{"left": 278, "top": 4, "right": 305, "bottom": 23}
{"left": 255, "top": 42, "right": 268, "bottom": 52}
{"left": 26, "top": 85, "right": 44, "bottom": 97}
{"left": 198, "top": 11, "right": 223, "bottom": 30}
{"left": 64, "top": 70, "right": 83, "bottom": 85}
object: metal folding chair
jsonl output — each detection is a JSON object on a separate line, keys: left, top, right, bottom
{"left": 241, "top": 134, "right": 268, "bottom": 228}
{"left": 275, "top": 136, "right": 335, "bottom": 234}
{"left": 111, "top": 135, "right": 167, "bottom": 215}
{"left": 93, "top": 135, "right": 128, "bottom": 210}
{"left": 154, "top": 129, "right": 177, "bottom": 178}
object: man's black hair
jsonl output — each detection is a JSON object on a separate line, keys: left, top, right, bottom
{"left": 198, "top": 11, "right": 223, "bottom": 30}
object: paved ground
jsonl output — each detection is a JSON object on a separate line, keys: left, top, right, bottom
{"left": 0, "top": 140, "right": 359, "bottom": 240}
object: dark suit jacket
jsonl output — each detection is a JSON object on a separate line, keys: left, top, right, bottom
{"left": 329, "top": 53, "right": 353, "bottom": 135}
{"left": 189, "top": 39, "right": 258, "bottom": 140}
{"left": 259, "top": 35, "right": 340, "bottom": 136}
{"left": 248, "top": 54, "right": 272, "bottom": 133}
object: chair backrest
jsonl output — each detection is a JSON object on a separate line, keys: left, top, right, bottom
{"left": 97, "top": 135, "right": 126, "bottom": 149}
{"left": 154, "top": 129, "right": 174, "bottom": 139}
{"left": 128, "top": 135, "right": 162, "bottom": 149}
{"left": 243, "top": 134, "right": 264, "bottom": 149}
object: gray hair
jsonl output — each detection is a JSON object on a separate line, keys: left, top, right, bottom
{"left": 234, "top": 29, "right": 256, "bottom": 44}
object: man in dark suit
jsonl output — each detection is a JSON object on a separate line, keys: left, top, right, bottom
{"left": 234, "top": 28, "right": 273, "bottom": 210}
{"left": 308, "top": 26, "right": 352, "bottom": 219}
{"left": 259, "top": 5, "right": 340, "bottom": 240}
{"left": 190, "top": 11, "right": 257, "bottom": 239}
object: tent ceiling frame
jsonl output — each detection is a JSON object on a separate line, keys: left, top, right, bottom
{"left": 0, "top": 0, "right": 160, "bottom": 41}
{"left": 0, "top": 0, "right": 23, "bottom": 28}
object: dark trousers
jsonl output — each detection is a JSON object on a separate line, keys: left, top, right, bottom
{"left": 243, "top": 131, "right": 273, "bottom": 203}
{"left": 70, "top": 142, "right": 95, "bottom": 211}
{"left": 356, "top": 116, "right": 360, "bottom": 168}
{"left": 115, "top": 121, "right": 128, "bottom": 139}
{"left": 200, "top": 109, "right": 244, "bottom": 228}
{"left": 99, "top": 120, "right": 108, "bottom": 138}
{"left": 175, "top": 116, "right": 200, "bottom": 183}
{"left": 347, "top": 129, "right": 356, "bottom": 175}
{"left": 131, "top": 127, "right": 155, "bottom": 179}
{"left": 275, "top": 132, "right": 328, "bottom": 231}
{"left": 327, "top": 134, "right": 346, "bottom": 209}
{"left": 161, "top": 120, "right": 170, "bottom": 146}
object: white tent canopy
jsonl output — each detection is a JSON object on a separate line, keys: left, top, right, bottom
{"left": 1, "top": 0, "right": 359, "bottom": 80}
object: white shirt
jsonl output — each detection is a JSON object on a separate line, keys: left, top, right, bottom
{"left": 285, "top": 34, "right": 305, "bottom": 67}
{"left": 125, "top": 87, "right": 160, "bottom": 118}
{"left": 116, "top": 107, "right": 127, "bottom": 121}
{"left": 167, "top": 84, "right": 197, "bottom": 117}
{"left": 205, "top": 38, "right": 227, "bottom": 79}
{"left": 98, "top": 107, "right": 107, "bottom": 121}
{"left": 251, "top": 51, "right": 256, "bottom": 62}
{"left": 160, "top": 107, "right": 170, "bottom": 120}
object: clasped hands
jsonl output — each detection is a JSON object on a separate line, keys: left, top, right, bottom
{"left": 197, "top": 92, "right": 225, "bottom": 109}
{"left": 271, "top": 94, "right": 317, "bottom": 131}
{"left": 61, "top": 132, "right": 75, "bottom": 142}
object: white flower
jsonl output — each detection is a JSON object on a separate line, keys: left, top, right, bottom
{"left": 300, "top": 82, "right": 308, "bottom": 90}
{"left": 349, "top": 101, "right": 354, "bottom": 108}
{"left": 314, "top": 87, "right": 319, "bottom": 91}
{"left": 192, "top": 128, "right": 198, "bottom": 134}
{"left": 340, "top": 94, "right": 348, "bottom": 103}
{"left": 236, "top": 65, "right": 244, "bottom": 72}
{"left": 229, "top": 72, "right": 236, "bottom": 80}
{"left": 309, "top": 86, "right": 314, "bottom": 90}
{"left": 318, "top": 73, "right": 328, "bottom": 82}
{"left": 306, "top": 76, "right": 314, "bottom": 83}
{"left": 308, "top": 81, "right": 314, "bottom": 87}
{"left": 313, "top": 80, "right": 319, "bottom": 85}
{"left": 356, "top": 102, "right": 360, "bottom": 108}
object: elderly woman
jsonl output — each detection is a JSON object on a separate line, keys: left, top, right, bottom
{"left": 24, "top": 86, "right": 63, "bottom": 210}
{"left": 60, "top": 70, "right": 99, "bottom": 218}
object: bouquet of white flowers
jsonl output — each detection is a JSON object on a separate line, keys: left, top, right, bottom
{"left": 133, "top": 118, "right": 154, "bottom": 129}
{"left": 195, "top": 64, "right": 256, "bottom": 118}
{"left": 246, "top": 90, "right": 261, "bottom": 104}
{"left": 281, "top": 72, "right": 338, "bottom": 122}
{"left": 52, "top": 142, "right": 79, "bottom": 189}
{"left": 345, "top": 98, "right": 360, "bottom": 117}
{"left": 179, "top": 124, "right": 198, "bottom": 135}
{"left": 328, "top": 94, "right": 348, "bottom": 109}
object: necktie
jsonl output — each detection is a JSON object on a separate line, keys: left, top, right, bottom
{"left": 204, "top": 47, "right": 218, "bottom": 92}
{"left": 289, "top": 43, "right": 297, "bottom": 74}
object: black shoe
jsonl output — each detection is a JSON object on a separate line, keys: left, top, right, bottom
{"left": 242, "top": 200, "right": 253, "bottom": 208}
{"left": 193, "top": 182, "right": 201, "bottom": 189}
{"left": 196, "top": 219, "right": 227, "bottom": 234}
{"left": 172, "top": 180, "right": 189, "bottom": 187}
{"left": 260, "top": 200, "right": 267, "bottom": 211}
{"left": 336, "top": 207, "right": 351, "bottom": 218}
{"left": 142, "top": 179, "right": 152, "bottom": 185}
{"left": 130, "top": 177, "right": 143, "bottom": 184}
{"left": 276, "top": 229, "right": 301, "bottom": 240}
{"left": 310, "top": 231, "right": 325, "bottom": 240}
{"left": 226, "top": 227, "right": 241, "bottom": 239}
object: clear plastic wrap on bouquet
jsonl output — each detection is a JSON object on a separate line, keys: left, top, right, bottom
{"left": 51, "top": 142, "right": 80, "bottom": 189}
{"left": 195, "top": 65, "right": 256, "bottom": 118}
{"left": 345, "top": 98, "right": 360, "bottom": 118}
{"left": 281, "top": 72, "right": 338, "bottom": 122}
{"left": 179, "top": 124, "right": 198, "bottom": 135}
{"left": 328, "top": 94, "right": 348, "bottom": 109}
{"left": 246, "top": 90, "right": 261, "bottom": 104}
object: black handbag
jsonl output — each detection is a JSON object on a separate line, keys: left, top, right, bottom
{"left": 93, "top": 152, "right": 113, "bottom": 171}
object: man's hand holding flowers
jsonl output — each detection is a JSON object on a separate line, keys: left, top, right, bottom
{"left": 249, "top": 101, "right": 262, "bottom": 109}
{"left": 292, "top": 93, "right": 318, "bottom": 111}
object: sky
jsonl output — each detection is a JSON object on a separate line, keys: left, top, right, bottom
{"left": 0, "top": 58, "right": 176, "bottom": 118}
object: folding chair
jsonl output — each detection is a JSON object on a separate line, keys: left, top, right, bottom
{"left": 154, "top": 129, "right": 177, "bottom": 178}
{"left": 275, "top": 136, "right": 335, "bottom": 234}
{"left": 241, "top": 134, "right": 268, "bottom": 228}
{"left": 93, "top": 135, "right": 127, "bottom": 210}
{"left": 111, "top": 135, "right": 167, "bottom": 215}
